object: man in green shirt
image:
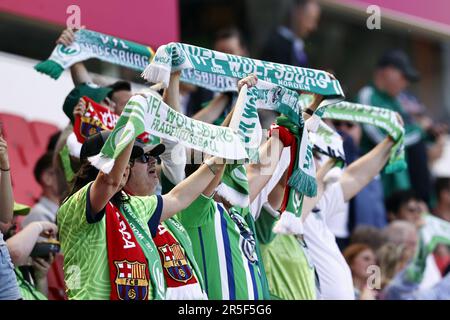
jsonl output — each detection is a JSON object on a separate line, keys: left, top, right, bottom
{"left": 357, "top": 49, "right": 422, "bottom": 197}
{"left": 58, "top": 121, "right": 225, "bottom": 299}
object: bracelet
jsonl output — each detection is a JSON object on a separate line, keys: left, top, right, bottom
{"left": 303, "top": 108, "right": 315, "bottom": 116}
{"left": 0, "top": 167, "right": 10, "bottom": 172}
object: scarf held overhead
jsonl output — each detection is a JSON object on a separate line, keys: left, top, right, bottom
{"left": 35, "top": 29, "right": 154, "bottom": 79}
{"left": 142, "top": 42, "right": 345, "bottom": 99}
{"left": 89, "top": 94, "right": 248, "bottom": 173}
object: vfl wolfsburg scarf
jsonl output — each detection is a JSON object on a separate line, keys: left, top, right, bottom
{"left": 304, "top": 101, "right": 407, "bottom": 173}
{"left": 106, "top": 201, "right": 165, "bottom": 300}
{"left": 142, "top": 42, "right": 344, "bottom": 99}
{"left": 89, "top": 94, "right": 247, "bottom": 173}
{"left": 216, "top": 164, "right": 250, "bottom": 209}
{"left": 35, "top": 29, "right": 154, "bottom": 79}
{"left": 271, "top": 116, "right": 313, "bottom": 235}
{"left": 310, "top": 120, "right": 345, "bottom": 162}
{"left": 405, "top": 214, "right": 450, "bottom": 283}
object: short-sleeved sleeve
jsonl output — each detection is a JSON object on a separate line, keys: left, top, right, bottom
{"left": 57, "top": 182, "right": 102, "bottom": 242}
{"left": 177, "top": 193, "right": 216, "bottom": 228}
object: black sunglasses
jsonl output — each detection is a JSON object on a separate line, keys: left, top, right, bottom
{"left": 136, "top": 153, "right": 157, "bottom": 164}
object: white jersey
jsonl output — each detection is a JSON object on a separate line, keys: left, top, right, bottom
{"left": 304, "top": 182, "right": 355, "bottom": 300}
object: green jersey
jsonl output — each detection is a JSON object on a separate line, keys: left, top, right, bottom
{"left": 15, "top": 268, "right": 47, "bottom": 300}
{"left": 57, "top": 182, "right": 162, "bottom": 300}
{"left": 256, "top": 207, "right": 317, "bottom": 300}
{"left": 177, "top": 194, "right": 269, "bottom": 300}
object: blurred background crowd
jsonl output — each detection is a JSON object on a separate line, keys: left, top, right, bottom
{"left": 0, "top": 0, "right": 449, "bottom": 299}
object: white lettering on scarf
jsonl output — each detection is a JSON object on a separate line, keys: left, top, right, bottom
{"left": 115, "top": 210, "right": 136, "bottom": 249}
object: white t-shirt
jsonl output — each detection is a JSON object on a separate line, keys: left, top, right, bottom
{"left": 304, "top": 182, "right": 355, "bottom": 300}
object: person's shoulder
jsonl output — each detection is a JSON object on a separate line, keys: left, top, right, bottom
{"left": 59, "top": 182, "right": 92, "bottom": 214}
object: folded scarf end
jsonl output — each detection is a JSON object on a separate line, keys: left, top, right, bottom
{"left": 384, "top": 160, "right": 408, "bottom": 174}
{"left": 288, "top": 169, "right": 317, "bottom": 198}
{"left": 273, "top": 211, "right": 304, "bottom": 235}
{"left": 141, "top": 64, "right": 170, "bottom": 88}
{"left": 88, "top": 154, "right": 115, "bottom": 174}
{"left": 34, "top": 60, "right": 64, "bottom": 80}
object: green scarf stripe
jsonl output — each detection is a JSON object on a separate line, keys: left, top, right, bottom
{"left": 143, "top": 42, "right": 345, "bottom": 98}
{"left": 35, "top": 29, "right": 154, "bottom": 80}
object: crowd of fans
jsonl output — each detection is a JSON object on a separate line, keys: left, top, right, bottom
{"left": 0, "top": 0, "right": 449, "bottom": 300}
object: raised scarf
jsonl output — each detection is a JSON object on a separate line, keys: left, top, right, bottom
{"left": 89, "top": 94, "right": 248, "bottom": 173}
{"left": 35, "top": 29, "right": 154, "bottom": 80}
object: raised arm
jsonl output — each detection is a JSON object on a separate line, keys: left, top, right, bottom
{"left": 339, "top": 137, "right": 394, "bottom": 201}
{"left": 161, "top": 157, "right": 225, "bottom": 221}
{"left": 6, "top": 221, "right": 57, "bottom": 266}
{"left": 89, "top": 140, "right": 134, "bottom": 214}
{"left": 56, "top": 28, "right": 92, "bottom": 86}
{"left": 0, "top": 135, "right": 13, "bottom": 224}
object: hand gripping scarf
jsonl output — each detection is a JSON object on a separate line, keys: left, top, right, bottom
{"left": 89, "top": 93, "right": 248, "bottom": 173}
{"left": 35, "top": 29, "right": 154, "bottom": 80}
{"left": 142, "top": 42, "right": 344, "bottom": 100}
{"left": 303, "top": 100, "right": 407, "bottom": 173}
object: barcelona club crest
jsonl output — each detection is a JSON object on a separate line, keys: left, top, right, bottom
{"left": 158, "top": 244, "right": 193, "bottom": 283}
{"left": 114, "top": 260, "right": 149, "bottom": 300}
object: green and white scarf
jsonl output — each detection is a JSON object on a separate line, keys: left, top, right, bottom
{"left": 142, "top": 42, "right": 344, "bottom": 99}
{"left": 305, "top": 101, "right": 407, "bottom": 173}
{"left": 405, "top": 214, "right": 450, "bottom": 283}
{"left": 89, "top": 93, "right": 248, "bottom": 173}
{"left": 35, "top": 29, "right": 154, "bottom": 79}
{"left": 310, "top": 120, "right": 345, "bottom": 161}
{"left": 216, "top": 163, "right": 250, "bottom": 208}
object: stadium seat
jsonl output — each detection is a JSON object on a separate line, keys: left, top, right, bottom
{"left": 29, "top": 121, "right": 59, "bottom": 151}
{"left": 0, "top": 113, "right": 35, "bottom": 151}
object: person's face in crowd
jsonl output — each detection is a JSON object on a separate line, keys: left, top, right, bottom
{"left": 379, "top": 66, "right": 410, "bottom": 97}
{"left": 125, "top": 153, "right": 159, "bottom": 196}
{"left": 214, "top": 36, "right": 247, "bottom": 56}
{"left": 332, "top": 120, "right": 362, "bottom": 145}
{"left": 40, "top": 167, "right": 59, "bottom": 198}
{"left": 111, "top": 90, "right": 133, "bottom": 115}
{"left": 350, "top": 248, "right": 376, "bottom": 281}
{"left": 439, "top": 185, "right": 450, "bottom": 207}
{"left": 395, "top": 198, "right": 422, "bottom": 227}
{"left": 293, "top": 1, "right": 321, "bottom": 39}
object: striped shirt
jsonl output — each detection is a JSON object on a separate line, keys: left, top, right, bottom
{"left": 177, "top": 194, "right": 269, "bottom": 300}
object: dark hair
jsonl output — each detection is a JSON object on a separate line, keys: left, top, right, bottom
{"left": 47, "top": 130, "right": 62, "bottom": 151}
{"left": 385, "top": 190, "right": 418, "bottom": 215}
{"left": 435, "top": 177, "right": 450, "bottom": 201}
{"left": 214, "top": 27, "right": 247, "bottom": 50}
{"left": 33, "top": 152, "right": 54, "bottom": 185}
{"left": 284, "top": 0, "right": 317, "bottom": 26}
{"left": 66, "top": 160, "right": 129, "bottom": 208}
{"left": 107, "top": 81, "right": 132, "bottom": 99}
